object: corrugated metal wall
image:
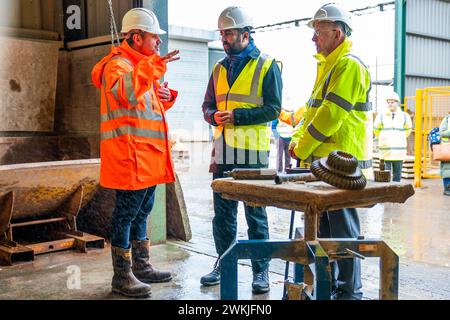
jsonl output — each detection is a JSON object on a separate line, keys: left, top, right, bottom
{"left": 165, "top": 39, "right": 211, "bottom": 141}
{"left": 405, "top": 0, "right": 450, "bottom": 97}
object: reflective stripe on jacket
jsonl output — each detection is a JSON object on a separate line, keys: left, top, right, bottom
{"left": 292, "top": 38, "right": 373, "bottom": 170}
{"left": 374, "top": 110, "right": 412, "bottom": 160}
{"left": 213, "top": 54, "right": 274, "bottom": 151}
{"left": 91, "top": 41, "right": 178, "bottom": 190}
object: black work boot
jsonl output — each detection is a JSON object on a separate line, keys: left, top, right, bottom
{"left": 331, "top": 288, "right": 363, "bottom": 300}
{"left": 252, "top": 269, "right": 270, "bottom": 294}
{"left": 131, "top": 240, "right": 173, "bottom": 284}
{"left": 111, "top": 246, "right": 152, "bottom": 298}
{"left": 200, "top": 259, "right": 221, "bottom": 286}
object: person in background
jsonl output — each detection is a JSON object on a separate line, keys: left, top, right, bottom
{"left": 374, "top": 92, "right": 413, "bottom": 182}
{"left": 438, "top": 112, "right": 450, "bottom": 195}
{"left": 272, "top": 106, "right": 306, "bottom": 172}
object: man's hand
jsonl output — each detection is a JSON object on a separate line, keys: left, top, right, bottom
{"left": 161, "top": 50, "right": 180, "bottom": 64}
{"left": 289, "top": 142, "right": 300, "bottom": 160}
{"left": 158, "top": 82, "right": 172, "bottom": 102}
{"left": 214, "top": 111, "right": 234, "bottom": 125}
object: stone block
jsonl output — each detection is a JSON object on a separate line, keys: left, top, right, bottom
{"left": 0, "top": 37, "right": 59, "bottom": 132}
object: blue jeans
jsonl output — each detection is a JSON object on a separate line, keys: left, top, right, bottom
{"left": 111, "top": 186, "right": 156, "bottom": 249}
{"left": 385, "top": 161, "right": 403, "bottom": 182}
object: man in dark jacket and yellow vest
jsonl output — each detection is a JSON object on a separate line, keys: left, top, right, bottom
{"left": 201, "top": 6, "right": 282, "bottom": 294}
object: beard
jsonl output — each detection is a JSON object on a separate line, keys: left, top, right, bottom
{"left": 223, "top": 42, "right": 242, "bottom": 55}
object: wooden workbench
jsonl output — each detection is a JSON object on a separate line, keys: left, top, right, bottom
{"left": 212, "top": 179, "right": 415, "bottom": 241}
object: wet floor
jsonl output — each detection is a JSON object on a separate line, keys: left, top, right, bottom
{"left": 0, "top": 142, "right": 449, "bottom": 300}
{"left": 175, "top": 142, "right": 450, "bottom": 300}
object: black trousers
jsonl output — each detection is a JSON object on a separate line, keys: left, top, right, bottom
{"left": 319, "top": 208, "right": 363, "bottom": 300}
{"left": 212, "top": 172, "right": 270, "bottom": 273}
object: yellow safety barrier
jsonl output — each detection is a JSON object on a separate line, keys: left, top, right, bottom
{"left": 407, "top": 86, "right": 450, "bottom": 187}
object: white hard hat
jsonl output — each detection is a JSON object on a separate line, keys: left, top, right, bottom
{"left": 308, "top": 3, "right": 353, "bottom": 33}
{"left": 218, "top": 6, "right": 254, "bottom": 31}
{"left": 386, "top": 92, "right": 400, "bottom": 102}
{"left": 121, "top": 8, "right": 166, "bottom": 35}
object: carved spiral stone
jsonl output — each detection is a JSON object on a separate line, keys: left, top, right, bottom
{"left": 326, "top": 151, "right": 359, "bottom": 174}
{"left": 311, "top": 155, "right": 367, "bottom": 190}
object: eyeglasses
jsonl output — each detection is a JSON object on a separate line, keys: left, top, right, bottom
{"left": 313, "top": 29, "right": 337, "bottom": 37}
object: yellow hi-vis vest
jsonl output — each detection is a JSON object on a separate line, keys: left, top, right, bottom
{"left": 213, "top": 54, "right": 274, "bottom": 151}
{"left": 374, "top": 110, "right": 413, "bottom": 160}
{"left": 292, "top": 39, "right": 373, "bottom": 171}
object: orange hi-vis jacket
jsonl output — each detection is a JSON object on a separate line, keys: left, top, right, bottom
{"left": 279, "top": 106, "right": 307, "bottom": 127}
{"left": 92, "top": 41, "right": 178, "bottom": 190}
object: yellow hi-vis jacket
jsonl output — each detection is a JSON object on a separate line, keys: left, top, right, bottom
{"left": 374, "top": 110, "right": 413, "bottom": 161}
{"left": 291, "top": 38, "right": 373, "bottom": 170}
{"left": 213, "top": 54, "right": 275, "bottom": 151}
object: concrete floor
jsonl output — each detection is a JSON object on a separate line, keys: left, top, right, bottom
{"left": 0, "top": 142, "right": 449, "bottom": 300}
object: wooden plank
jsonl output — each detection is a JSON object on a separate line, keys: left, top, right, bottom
{"left": 40, "top": 0, "right": 58, "bottom": 32}
{"left": 166, "top": 174, "right": 192, "bottom": 241}
{"left": 20, "top": 0, "right": 42, "bottom": 30}
{"left": 0, "top": 27, "right": 60, "bottom": 41}
{"left": 66, "top": 35, "right": 115, "bottom": 49}
{"left": 212, "top": 179, "right": 415, "bottom": 213}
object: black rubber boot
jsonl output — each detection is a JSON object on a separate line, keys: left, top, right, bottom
{"left": 131, "top": 240, "right": 173, "bottom": 284}
{"left": 111, "top": 246, "right": 152, "bottom": 298}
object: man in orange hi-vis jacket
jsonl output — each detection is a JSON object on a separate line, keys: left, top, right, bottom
{"left": 92, "top": 8, "right": 180, "bottom": 298}
{"left": 279, "top": 106, "right": 306, "bottom": 127}
{"left": 272, "top": 106, "right": 307, "bottom": 172}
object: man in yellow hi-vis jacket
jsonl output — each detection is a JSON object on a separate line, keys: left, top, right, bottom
{"left": 289, "top": 4, "right": 373, "bottom": 300}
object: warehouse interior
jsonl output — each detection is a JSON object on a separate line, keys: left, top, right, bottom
{"left": 0, "top": 0, "right": 449, "bottom": 301}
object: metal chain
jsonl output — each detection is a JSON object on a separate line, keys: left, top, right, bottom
{"left": 107, "top": 0, "right": 121, "bottom": 47}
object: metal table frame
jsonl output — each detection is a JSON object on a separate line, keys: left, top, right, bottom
{"left": 212, "top": 179, "right": 414, "bottom": 300}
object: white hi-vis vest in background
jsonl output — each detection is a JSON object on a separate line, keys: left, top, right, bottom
{"left": 213, "top": 54, "right": 274, "bottom": 151}
{"left": 374, "top": 110, "right": 413, "bottom": 161}
{"left": 277, "top": 120, "right": 294, "bottom": 139}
